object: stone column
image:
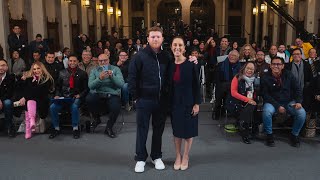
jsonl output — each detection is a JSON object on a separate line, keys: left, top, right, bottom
{"left": 262, "top": 4, "right": 268, "bottom": 47}
{"left": 244, "top": 0, "right": 252, "bottom": 43}
{"left": 0, "top": 0, "right": 10, "bottom": 59}
{"left": 145, "top": 0, "right": 151, "bottom": 28}
{"left": 254, "top": 2, "right": 259, "bottom": 43}
{"left": 60, "top": 0, "right": 71, "bottom": 48}
{"left": 80, "top": 0, "right": 88, "bottom": 35}
{"left": 179, "top": 0, "right": 192, "bottom": 25}
{"left": 305, "top": 0, "right": 316, "bottom": 33}
{"left": 122, "top": 0, "right": 129, "bottom": 38}
{"left": 106, "top": 0, "right": 112, "bottom": 33}
{"left": 30, "top": 0, "right": 46, "bottom": 38}
{"left": 272, "top": 13, "right": 279, "bottom": 45}
{"left": 96, "top": 5, "right": 101, "bottom": 42}
{"left": 285, "top": 0, "right": 295, "bottom": 46}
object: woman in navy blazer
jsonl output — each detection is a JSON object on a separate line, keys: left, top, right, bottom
{"left": 169, "top": 37, "right": 201, "bottom": 171}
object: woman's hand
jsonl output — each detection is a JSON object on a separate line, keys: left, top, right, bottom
{"left": 248, "top": 99, "right": 257, "bottom": 105}
{"left": 19, "top": 97, "right": 26, "bottom": 106}
{"left": 189, "top": 56, "right": 198, "bottom": 64}
{"left": 191, "top": 104, "right": 199, "bottom": 116}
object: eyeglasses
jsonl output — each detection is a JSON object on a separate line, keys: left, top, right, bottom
{"left": 292, "top": 53, "right": 301, "bottom": 56}
{"left": 119, "top": 55, "right": 127, "bottom": 57}
{"left": 98, "top": 59, "right": 108, "bottom": 62}
{"left": 271, "top": 63, "right": 283, "bottom": 66}
{"left": 256, "top": 54, "right": 264, "bottom": 56}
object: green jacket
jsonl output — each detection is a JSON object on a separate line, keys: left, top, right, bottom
{"left": 88, "top": 65, "right": 124, "bottom": 96}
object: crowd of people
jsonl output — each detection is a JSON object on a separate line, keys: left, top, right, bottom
{"left": 1, "top": 24, "right": 320, "bottom": 172}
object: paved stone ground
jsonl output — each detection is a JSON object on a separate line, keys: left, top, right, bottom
{"left": 0, "top": 103, "right": 320, "bottom": 180}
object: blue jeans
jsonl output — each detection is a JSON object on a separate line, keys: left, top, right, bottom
{"left": 121, "top": 83, "right": 129, "bottom": 104}
{"left": 50, "top": 99, "right": 81, "bottom": 128}
{"left": 262, "top": 101, "right": 306, "bottom": 136}
{"left": 0, "top": 99, "right": 13, "bottom": 129}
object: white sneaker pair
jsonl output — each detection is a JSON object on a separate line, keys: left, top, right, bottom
{"left": 134, "top": 158, "right": 165, "bottom": 173}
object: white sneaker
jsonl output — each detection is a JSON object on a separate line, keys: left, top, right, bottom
{"left": 135, "top": 161, "right": 146, "bottom": 173}
{"left": 152, "top": 158, "right": 165, "bottom": 170}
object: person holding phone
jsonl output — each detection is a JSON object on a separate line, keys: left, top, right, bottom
{"left": 86, "top": 53, "right": 124, "bottom": 138}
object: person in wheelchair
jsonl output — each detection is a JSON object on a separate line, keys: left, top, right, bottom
{"left": 49, "top": 55, "right": 89, "bottom": 139}
{"left": 228, "top": 61, "right": 258, "bottom": 144}
{"left": 261, "top": 57, "right": 306, "bottom": 148}
{"left": 86, "top": 53, "right": 124, "bottom": 138}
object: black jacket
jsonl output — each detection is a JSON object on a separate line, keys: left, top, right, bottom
{"left": 0, "top": 73, "right": 15, "bottom": 101}
{"left": 55, "top": 68, "right": 89, "bottom": 99}
{"left": 128, "top": 45, "right": 171, "bottom": 100}
{"left": 22, "top": 77, "right": 52, "bottom": 102}
{"left": 44, "top": 61, "right": 64, "bottom": 83}
{"left": 7, "top": 33, "right": 27, "bottom": 53}
{"left": 261, "top": 70, "right": 302, "bottom": 110}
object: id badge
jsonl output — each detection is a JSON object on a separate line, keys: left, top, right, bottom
{"left": 247, "top": 91, "right": 253, "bottom": 99}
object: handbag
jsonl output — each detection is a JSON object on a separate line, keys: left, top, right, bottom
{"left": 35, "top": 118, "right": 47, "bottom": 133}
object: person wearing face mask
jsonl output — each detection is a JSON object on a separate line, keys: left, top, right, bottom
{"left": 169, "top": 37, "right": 200, "bottom": 171}
{"left": 228, "top": 62, "right": 257, "bottom": 144}
{"left": 20, "top": 62, "right": 54, "bottom": 139}
{"left": 49, "top": 55, "right": 88, "bottom": 139}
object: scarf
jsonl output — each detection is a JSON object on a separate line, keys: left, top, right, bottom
{"left": 272, "top": 73, "right": 282, "bottom": 87}
{"left": 291, "top": 62, "right": 304, "bottom": 90}
{"left": 68, "top": 67, "right": 77, "bottom": 89}
{"left": 242, "top": 75, "right": 255, "bottom": 93}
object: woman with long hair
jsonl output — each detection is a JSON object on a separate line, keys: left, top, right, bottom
{"left": 239, "top": 44, "right": 256, "bottom": 66}
{"left": 204, "top": 37, "right": 218, "bottom": 101}
{"left": 170, "top": 37, "right": 200, "bottom": 170}
{"left": 20, "top": 62, "right": 54, "bottom": 139}
{"left": 229, "top": 61, "right": 257, "bottom": 144}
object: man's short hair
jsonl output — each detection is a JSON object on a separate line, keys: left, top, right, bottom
{"left": 45, "top": 51, "right": 55, "bottom": 56}
{"left": 147, "top": 26, "right": 163, "bottom": 37}
{"left": 68, "top": 54, "right": 78, "bottom": 60}
{"left": 271, "top": 56, "right": 285, "bottom": 64}
{"left": 82, "top": 49, "right": 92, "bottom": 55}
{"left": 0, "top": 59, "right": 8, "bottom": 64}
{"left": 292, "top": 48, "right": 302, "bottom": 54}
{"left": 33, "top": 50, "right": 41, "bottom": 54}
{"left": 62, "top": 47, "right": 70, "bottom": 53}
{"left": 36, "top": 34, "right": 42, "bottom": 38}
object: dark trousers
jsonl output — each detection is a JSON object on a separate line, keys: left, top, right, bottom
{"left": 238, "top": 104, "right": 256, "bottom": 136}
{"left": 215, "top": 81, "right": 231, "bottom": 111}
{"left": 135, "top": 98, "right": 166, "bottom": 161}
{"left": 86, "top": 93, "right": 121, "bottom": 128}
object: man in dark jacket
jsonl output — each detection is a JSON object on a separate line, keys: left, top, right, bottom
{"left": 44, "top": 51, "right": 64, "bottom": 84}
{"left": 128, "top": 26, "right": 170, "bottom": 173}
{"left": 262, "top": 57, "right": 306, "bottom": 148}
{"left": 49, "top": 55, "right": 88, "bottom": 139}
{"left": 8, "top": 25, "right": 27, "bottom": 62}
{"left": 129, "top": 26, "right": 197, "bottom": 173}
{"left": 0, "top": 59, "right": 17, "bottom": 137}
{"left": 213, "top": 50, "right": 241, "bottom": 119}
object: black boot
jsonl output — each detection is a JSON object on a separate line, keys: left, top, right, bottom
{"left": 85, "top": 121, "right": 91, "bottom": 133}
{"left": 90, "top": 114, "right": 101, "bottom": 132}
{"left": 8, "top": 126, "right": 16, "bottom": 138}
{"left": 289, "top": 134, "right": 300, "bottom": 148}
{"left": 49, "top": 129, "right": 60, "bottom": 139}
{"left": 266, "top": 134, "right": 275, "bottom": 147}
{"left": 104, "top": 126, "right": 116, "bottom": 138}
{"left": 239, "top": 122, "right": 251, "bottom": 144}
